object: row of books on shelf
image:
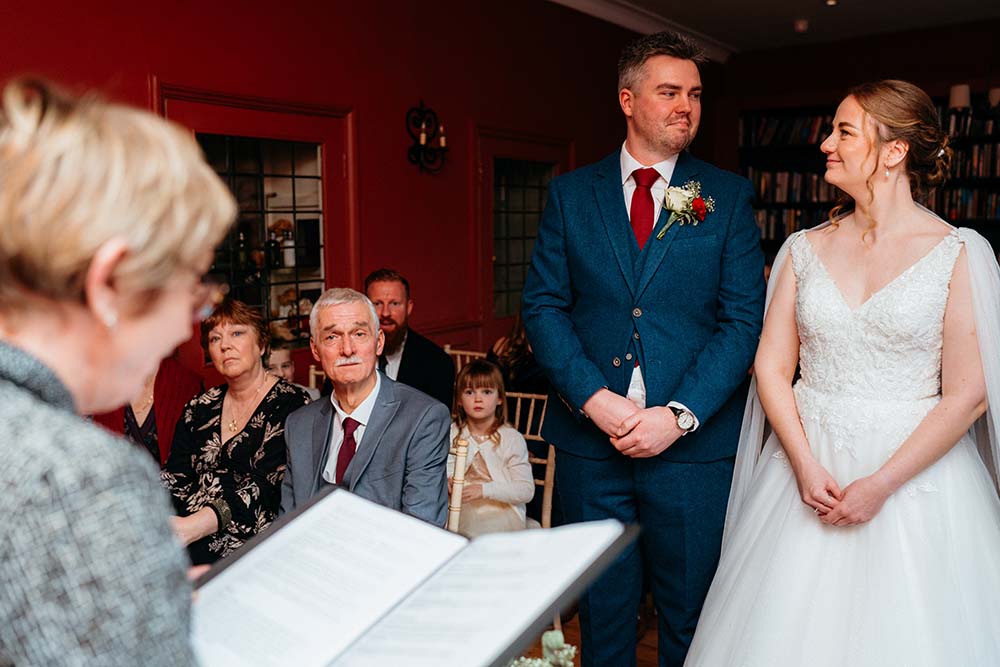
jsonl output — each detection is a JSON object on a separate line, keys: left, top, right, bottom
{"left": 927, "top": 188, "right": 1000, "bottom": 221}
{"left": 740, "top": 114, "right": 833, "bottom": 147}
{"left": 754, "top": 207, "right": 830, "bottom": 241}
{"left": 941, "top": 106, "right": 1000, "bottom": 138}
{"left": 746, "top": 167, "right": 838, "bottom": 204}
{"left": 950, "top": 142, "right": 1000, "bottom": 179}
{"left": 740, "top": 105, "right": 999, "bottom": 150}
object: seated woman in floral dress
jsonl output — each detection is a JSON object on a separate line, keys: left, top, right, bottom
{"left": 162, "top": 299, "right": 310, "bottom": 564}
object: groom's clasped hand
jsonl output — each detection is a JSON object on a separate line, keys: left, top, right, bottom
{"left": 583, "top": 388, "right": 686, "bottom": 458}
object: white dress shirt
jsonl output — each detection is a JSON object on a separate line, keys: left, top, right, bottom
{"left": 382, "top": 331, "right": 407, "bottom": 380}
{"left": 619, "top": 144, "right": 699, "bottom": 430}
{"left": 322, "top": 372, "right": 382, "bottom": 484}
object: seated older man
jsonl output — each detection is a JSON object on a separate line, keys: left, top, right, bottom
{"left": 280, "top": 288, "right": 450, "bottom": 526}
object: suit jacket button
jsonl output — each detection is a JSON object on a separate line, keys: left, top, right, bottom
{"left": 633, "top": 331, "right": 640, "bottom": 339}
{"left": 612, "top": 357, "right": 621, "bottom": 367}
{"left": 625, "top": 353, "right": 633, "bottom": 361}
{"left": 632, "top": 307, "right": 642, "bottom": 318}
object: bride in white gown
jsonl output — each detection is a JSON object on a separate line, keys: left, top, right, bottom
{"left": 686, "top": 80, "right": 1000, "bottom": 666}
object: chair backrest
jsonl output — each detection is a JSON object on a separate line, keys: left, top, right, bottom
{"left": 507, "top": 391, "right": 556, "bottom": 529}
{"left": 307, "top": 364, "right": 326, "bottom": 390}
{"left": 443, "top": 344, "right": 487, "bottom": 378}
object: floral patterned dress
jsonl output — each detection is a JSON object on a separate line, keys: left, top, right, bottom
{"left": 162, "top": 379, "right": 310, "bottom": 564}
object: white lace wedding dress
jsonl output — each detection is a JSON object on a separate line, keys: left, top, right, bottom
{"left": 685, "top": 229, "right": 1000, "bottom": 666}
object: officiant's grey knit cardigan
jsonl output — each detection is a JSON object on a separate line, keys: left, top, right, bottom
{"left": 0, "top": 341, "right": 194, "bottom": 666}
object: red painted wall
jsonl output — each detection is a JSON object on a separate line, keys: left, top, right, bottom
{"left": 0, "top": 0, "right": 648, "bottom": 381}
{"left": 13, "top": 2, "right": 986, "bottom": 384}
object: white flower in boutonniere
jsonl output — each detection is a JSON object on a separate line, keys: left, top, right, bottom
{"left": 656, "top": 180, "right": 716, "bottom": 240}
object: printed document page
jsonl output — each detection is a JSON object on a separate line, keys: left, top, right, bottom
{"left": 192, "top": 491, "right": 466, "bottom": 667}
{"left": 333, "top": 520, "right": 625, "bottom": 667}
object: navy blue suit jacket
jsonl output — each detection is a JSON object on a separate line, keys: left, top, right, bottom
{"left": 522, "top": 150, "right": 765, "bottom": 463}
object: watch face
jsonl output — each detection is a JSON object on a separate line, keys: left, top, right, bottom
{"left": 677, "top": 411, "right": 694, "bottom": 430}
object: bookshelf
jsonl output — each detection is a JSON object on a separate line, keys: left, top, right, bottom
{"left": 929, "top": 97, "right": 1000, "bottom": 248}
{"left": 739, "top": 107, "right": 835, "bottom": 244}
{"left": 739, "top": 98, "right": 1000, "bottom": 251}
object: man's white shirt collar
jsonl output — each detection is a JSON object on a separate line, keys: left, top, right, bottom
{"left": 329, "top": 370, "right": 381, "bottom": 427}
{"left": 620, "top": 143, "right": 678, "bottom": 187}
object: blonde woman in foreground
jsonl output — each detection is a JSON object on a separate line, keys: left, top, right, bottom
{"left": 0, "top": 80, "right": 234, "bottom": 665}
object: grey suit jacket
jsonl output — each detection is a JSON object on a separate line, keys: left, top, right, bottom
{"left": 280, "top": 374, "right": 451, "bottom": 526}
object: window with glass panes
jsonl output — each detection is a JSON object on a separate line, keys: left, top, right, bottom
{"left": 493, "top": 158, "right": 556, "bottom": 318}
{"left": 197, "top": 133, "right": 325, "bottom": 348}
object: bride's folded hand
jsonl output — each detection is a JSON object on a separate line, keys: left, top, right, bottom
{"left": 820, "top": 474, "right": 892, "bottom": 527}
{"left": 791, "top": 458, "right": 843, "bottom": 516}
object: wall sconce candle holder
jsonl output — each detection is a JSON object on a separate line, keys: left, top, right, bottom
{"left": 407, "top": 100, "right": 448, "bottom": 174}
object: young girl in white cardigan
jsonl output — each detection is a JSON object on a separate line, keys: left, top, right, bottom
{"left": 447, "top": 360, "right": 535, "bottom": 538}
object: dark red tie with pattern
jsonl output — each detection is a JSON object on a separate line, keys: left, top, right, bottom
{"left": 630, "top": 167, "right": 660, "bottom": 249}
{"left": 336, "top": 417, "right": 360, "bottom": 484}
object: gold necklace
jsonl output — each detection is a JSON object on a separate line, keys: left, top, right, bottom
{"left": 134, "top": 375, "right": 156, "bottom": 413}
{"left": 138, "top": 392, "right": 154, "bottom": 411}
{"left": 226, "top": 376, "right": 268, "bottom": 433}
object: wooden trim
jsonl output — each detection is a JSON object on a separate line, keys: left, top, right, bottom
{"left": 476, "top": 125, "right": 574, "bottom": 151}
{"left": 155, "top": 81, "right": 352, "bottom": 119}
{"left": 343, "top": 110, "right": 362, "bottom": 288}
{"left": 152, "top": 77, "right": 362, "bottom": 318}
{"left": 473, "top": 126, "right": 574, "bottom": 349}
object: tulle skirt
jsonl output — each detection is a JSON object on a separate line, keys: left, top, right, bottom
{"left": 685, "top": 386, "right": 1000, "bottom": 666}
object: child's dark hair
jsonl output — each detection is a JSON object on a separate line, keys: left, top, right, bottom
{"left": 452, "top": 359, "right": 508, "bottom": 441}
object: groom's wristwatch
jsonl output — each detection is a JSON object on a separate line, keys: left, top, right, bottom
{"left": 670, "top": 406, "right": 696, "bottom": 434}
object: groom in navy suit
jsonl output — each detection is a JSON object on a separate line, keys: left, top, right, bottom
{"left": 522, "top": 32, "right": 764, "bottom": 667}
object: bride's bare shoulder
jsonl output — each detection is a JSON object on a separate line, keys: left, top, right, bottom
{"left": 802, "top": 218, "right": 849, "bottom": 251}
{"left": 912, "top": 209, "right": 954, "bottom": 242}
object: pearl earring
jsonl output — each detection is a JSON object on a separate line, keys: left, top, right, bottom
{"left": 885, "top": 167, "right": 890, "bottom": 179}
{"left": 100, "top": 310, "right": 118, "bottom": 329}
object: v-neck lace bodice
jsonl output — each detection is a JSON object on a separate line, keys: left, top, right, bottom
{"left": 789, "top": 229, "right": 961, "bottom": 402}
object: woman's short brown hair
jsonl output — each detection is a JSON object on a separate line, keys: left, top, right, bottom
{"left": 201, "top": 299, "right": 271, "bottom": 360}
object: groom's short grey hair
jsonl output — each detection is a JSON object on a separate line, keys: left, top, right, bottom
{"left": 618, "top": 31, "right": 707, "bottom": 92}
{"left": 309, "top": 287, "right": 380, "bottom": 339}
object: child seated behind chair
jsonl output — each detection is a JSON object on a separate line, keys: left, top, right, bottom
{"left": 448, "top": 360, "right": 534, "bottom": 538}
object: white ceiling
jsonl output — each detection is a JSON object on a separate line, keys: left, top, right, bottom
{"left": 549, "top": 0, "right": 1000, "bottom": 60}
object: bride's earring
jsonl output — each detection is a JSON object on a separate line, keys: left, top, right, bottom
{"left": 100, "top": 309, "right": 118, "bottom": 329}
{"left": 885, "top": 166, "right": 890, "bottom": 179}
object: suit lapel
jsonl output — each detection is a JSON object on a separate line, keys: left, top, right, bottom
{"left": 593, "top": 154, "right": 637, "bottom": 296}
{"left": 635, "top": 152, "right": 700, "bottom": 300}
{"left": 311, "top": 399, "right": 335, "bottom": 494}
{"left": 345, "top": 378, "right": 400, "bottom": 490}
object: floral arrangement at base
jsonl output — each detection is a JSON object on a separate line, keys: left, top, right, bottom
{"left": 508, "top": 630, "right": 578, "bottom": 667}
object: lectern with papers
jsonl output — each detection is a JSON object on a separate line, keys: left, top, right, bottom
{"left": 192, "top": 488, "right": 635, "bottom": 667}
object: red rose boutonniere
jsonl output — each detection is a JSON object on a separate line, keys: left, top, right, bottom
{"left": 656, "top": 181, "right": 716, "bottom": 240}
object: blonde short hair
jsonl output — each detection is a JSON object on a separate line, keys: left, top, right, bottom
{"left": 0, "top": 79, "right": 236, "bottom": 316}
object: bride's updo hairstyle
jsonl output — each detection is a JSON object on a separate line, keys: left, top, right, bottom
{"left": 850, "top": 79, "right": 953, "bottom": 202}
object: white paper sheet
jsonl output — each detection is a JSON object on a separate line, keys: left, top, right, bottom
{"left": 192, "top": 491, "right": 466, "bottom": 667}
{"left": 332, "top": 520, "right": 624, "bottom": 667}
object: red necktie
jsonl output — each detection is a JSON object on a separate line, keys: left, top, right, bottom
{"left": 630, "top": 167, "right": 660, "bottom": 249}
{"left": 336, "top": 417, "right": 360, "bottom": 484}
